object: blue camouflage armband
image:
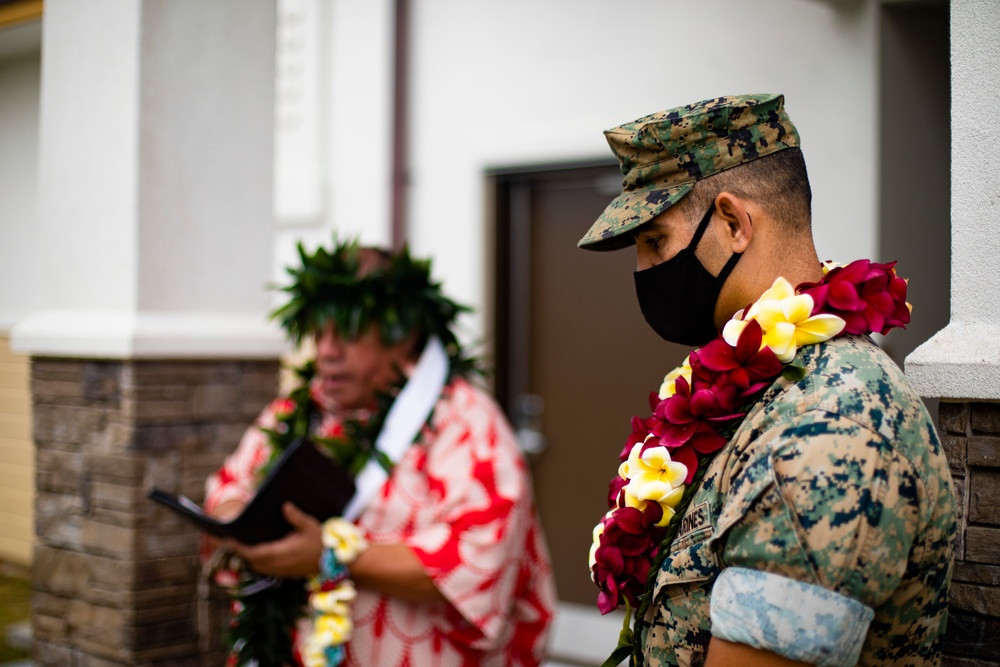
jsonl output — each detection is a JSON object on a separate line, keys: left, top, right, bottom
{"left": 709, "top": 567, "right": 874, "bottom": 667}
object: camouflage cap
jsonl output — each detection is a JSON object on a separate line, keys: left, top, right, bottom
{"left": 578, "top": 93, "right": 800, "bottom": 251}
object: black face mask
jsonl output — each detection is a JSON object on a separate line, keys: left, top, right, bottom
{"left": 633, "top": 203, "right": 743, "bottom": 347}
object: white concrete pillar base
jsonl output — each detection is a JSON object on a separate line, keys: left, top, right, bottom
{"left": 906, "top": 321, "right": 1000, "bottom": 401}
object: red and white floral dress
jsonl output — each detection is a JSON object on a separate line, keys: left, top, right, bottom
{"left": 205, "top": 377, "right": 557, "bottom": 667}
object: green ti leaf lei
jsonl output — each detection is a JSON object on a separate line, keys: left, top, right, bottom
{"left": 270, "top": 238, "right": 478, "bottom": 379}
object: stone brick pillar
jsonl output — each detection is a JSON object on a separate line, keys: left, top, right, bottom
{"left": 10, "top": 1, "right": 283, "bottom": 665}
{"left": 906, "top": 1, "right": 1000, "bottom": 665}
{"left": 936, "top": 402, "right": 1000, "bottom": 665}
{"left": 30, "top": 359, "right": 279, "bottom": 666}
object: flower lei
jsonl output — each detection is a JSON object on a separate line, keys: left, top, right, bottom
{"left": 589, "top": 259, "right": 911, "bottom": 666}
{"left": 301, "top": 518, "right": 368, "bottom": 667}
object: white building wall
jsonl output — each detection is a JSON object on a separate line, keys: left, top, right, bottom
{"left": 351, "top": 0, "right": 878, "bottom": 339}
{"left": 279, "top": 0, "right": 881, "bottom": 343}
{"left": 272, "top": 0, "right": 395, "bottom": 306}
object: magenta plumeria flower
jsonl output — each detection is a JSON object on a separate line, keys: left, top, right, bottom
{"left": 649, "top": 377, "right": 745, "bottom": 481}
{"left": 799, "top": 259, "right": 910, "bottom": 335}
{"left": 692, "top": 320, "right": 784, "bottom": 396}
{"left": 590, "top": 506, "right": 663, "bottom": 614}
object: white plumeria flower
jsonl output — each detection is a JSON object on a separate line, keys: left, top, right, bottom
{"left": 314, "top": 613, "right": 354, "bottom": 645}
{"left": 321, "top": 518, "right": 368, "bottom": 564}
{"left": 820, "top": 259, "right": 842, "bottom": 274}
{"left": 310, "top": 580, "right": 357, "bottom": 615}
{"left": 658, "top": 355, "right": 693, "bottom": 399}
{"left": 302, "top": 635, "right": 333, "bottom": 667}
{"left": 302, "top": 642, "right": 326, "bottom": 667}
{"left": 723, "top": 277, "right": 846, "bottom": 363}
{"left": 619, "top": 438, "right": 687, "bottom": 528}
{"left": 302, "top": 613, "right": 353, "bottom": 667}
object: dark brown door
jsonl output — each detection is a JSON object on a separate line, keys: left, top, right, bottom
{"left": 492, "top": 163, "right": 690, "bottom": 606}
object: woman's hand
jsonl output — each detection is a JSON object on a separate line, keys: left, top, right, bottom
{"left": 230, "top": 502, "right": 322, "bottom": 579}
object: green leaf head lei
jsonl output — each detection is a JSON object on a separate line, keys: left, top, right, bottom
{"left": 271, "top": 237, "right": 478, "bottom": 378}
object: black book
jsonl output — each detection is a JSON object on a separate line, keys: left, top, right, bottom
{"left": 148, "top": 436, "right": 356, "bottom": 545}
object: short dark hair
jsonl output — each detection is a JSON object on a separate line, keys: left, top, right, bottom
{"left": 674, "top": 147, "right": 812, "bottom": 233}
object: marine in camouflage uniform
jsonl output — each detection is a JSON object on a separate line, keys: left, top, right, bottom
{"left": 579, "top": 95, "right": 957, "bottom": 666}
{"left": 645, "top": 334, "right": 954, "bottom": 666}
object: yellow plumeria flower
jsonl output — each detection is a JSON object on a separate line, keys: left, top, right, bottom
{"left": 314, "top": 613, "right": 354, "bottom": 645}
{"left": 658, "top": 355, "right": 693, "bottom": 399}
{"left": 310, "top": 580, "right": 357, "bottom": 615}
{"left": 618, "top": 438, "right": 687, "bottom": 527}
{"left": 321, "top": 518, "right": 368, "bottom": 564}
{"left": 723, "top": 277, "right": 846, "bottom": 363}
{"left": 302, "top": 613, "right": 354, "bottom": 667}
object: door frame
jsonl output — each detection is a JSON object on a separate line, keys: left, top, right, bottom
{"left": 487, "top": 160, "right": 629, "bottom": 666}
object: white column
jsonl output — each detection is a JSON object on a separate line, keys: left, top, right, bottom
{"left": 905, "top": 0, "right": 1000, "bottom": 399}
{"left": 325, "top": 0, "right": 394, "bottom": 245}
{"left": 11, "top": 0, "right": 286, "bottom": 360}
{"left": 272, "top": 0, "right": 395, "bottom": 287}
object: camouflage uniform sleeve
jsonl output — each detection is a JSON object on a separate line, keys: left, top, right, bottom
{"left": 708, "top": 407, "right": 926, "bottom": 662}
{"left": 709, "top": 567, "right": 873, "bottom": 666}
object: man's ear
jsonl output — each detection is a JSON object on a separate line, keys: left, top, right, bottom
{"left": 714, "top": 191, "right": 753, "bottom": 253}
